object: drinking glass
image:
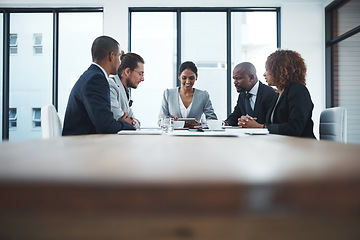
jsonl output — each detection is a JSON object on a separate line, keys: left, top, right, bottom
{"left": 161, "top": 117, "right": 174, "bottom": 133}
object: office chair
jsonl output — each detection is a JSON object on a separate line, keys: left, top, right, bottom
{"left": 41, "top": 105, "right": 62, "bottom": 138}
{"left": 319, "top": 107, "right": 347, "bottom": 143}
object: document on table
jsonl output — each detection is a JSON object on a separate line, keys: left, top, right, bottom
{"left": 169, "top": 129, "right": 238, "bottom": 137}
{"left": 118, "top": 128, "right": 162, "bottom": 135}
{"left": 118, "top": 128, "right": 269, "bottom": 136}
{"left": 222, "top": 126, "right": 269, "bottom": 134}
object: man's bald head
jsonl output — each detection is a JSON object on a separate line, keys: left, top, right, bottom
{"left": 232, "top": 62, "right": 258, "bottom": 93}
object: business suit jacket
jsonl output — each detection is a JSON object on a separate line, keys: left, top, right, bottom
{"left": 62, "top": 64, "right": 135, "bottom": 136}
{"left": 266, "top": 83, "right": 315, "bottom": 138}
{"left": 158, "top": 87, "right": 217, "bottom": 122}
{"left": 226, "top": 81, "right": 278, "bottom": 125}
{"left": 108, "top": 74, "right": 134, "bottom": 120}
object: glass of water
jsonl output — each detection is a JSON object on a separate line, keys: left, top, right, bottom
{"left": 161, "top": 117, "right": 174, "bottom": 133}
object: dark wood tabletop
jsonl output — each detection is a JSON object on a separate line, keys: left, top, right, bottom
{"left": 1, "top": 133, "right": 360, "bottom": 240}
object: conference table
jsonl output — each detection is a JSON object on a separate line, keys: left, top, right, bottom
{"left": 0, "top": 129, "right": 360, "bottom": 240}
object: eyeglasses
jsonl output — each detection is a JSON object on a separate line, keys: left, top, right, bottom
{"left": 133, "top": 70, "right": 144, "bottom": 77}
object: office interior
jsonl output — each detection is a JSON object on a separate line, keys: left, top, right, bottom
{"left": 1, "top": 0, "right": 359, "bottom": 143}
{"left": 1, "top": 1, "right": 360, "bottom": 239}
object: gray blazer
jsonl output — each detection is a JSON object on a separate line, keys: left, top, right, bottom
{"left": 108, "top": 74, "right": 134, "bottom": 120}
{"left": 158, "top": 87, "right": 217, "bottom": 123}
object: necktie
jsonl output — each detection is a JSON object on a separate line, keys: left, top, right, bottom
{"left": 245, "top": 92, "right": 254, "bottom": 116}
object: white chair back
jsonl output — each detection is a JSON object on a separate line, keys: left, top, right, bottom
{"left": 319, "top": 107, "right": 347, "bottom": 143}
{"left": 41, "top": 105, "right": 62, "bottom": 138}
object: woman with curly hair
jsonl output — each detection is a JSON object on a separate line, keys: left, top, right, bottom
{"left": 238, "top": 49, "right": 315, "bottom": 138}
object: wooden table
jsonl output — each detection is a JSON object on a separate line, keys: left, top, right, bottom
{"left": 0, "top": 132, "right": 360, "bottom": 239}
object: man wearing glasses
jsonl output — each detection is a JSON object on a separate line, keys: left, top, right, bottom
{"left": 108, "top": 52, "right": 145, "bottom": 129}
{"left": 62, "top": 36, "right": 135, "bottom": 136}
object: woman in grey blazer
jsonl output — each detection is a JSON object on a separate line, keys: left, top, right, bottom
{"left": 158, "top": 61, "right": 217, "bottom": 127}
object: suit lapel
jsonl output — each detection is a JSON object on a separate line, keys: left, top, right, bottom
{"left": 175, "top": 87, "right": 183, "bottom": 118}
{"left": 267, "top": 90, "right": 284, "bottom": 123}
{"left": 253, "top": 83, "right": 263, "bottom": 116}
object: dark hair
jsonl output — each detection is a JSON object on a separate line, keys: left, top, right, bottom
{"left": 265, "top": 49, "right": 307, "bottom": 90}
{"left": 118, "top": 51, "right": 144, "bottom": 76}
{"left": 91, "top": 36, "right": 119, "bottom": 62}
{"left": 179, "top": 61, "right": 198, "bottom": 77}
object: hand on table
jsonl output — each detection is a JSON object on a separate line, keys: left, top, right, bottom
{"left": 238, "top": 114, "right": 263, "bottom": 128}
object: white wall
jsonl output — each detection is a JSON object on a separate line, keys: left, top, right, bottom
{"left": 1, "top": 0, "right": 334, "bottom": 138}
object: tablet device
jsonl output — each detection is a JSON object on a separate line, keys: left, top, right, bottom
{"left": 177, "top": 118, "right": 196, "bottom": 121}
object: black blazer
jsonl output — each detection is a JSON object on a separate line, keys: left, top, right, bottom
{"left": 62, "top": 64, "right": 135, "bottom": 136}
{"left": 266, "top": 83, "right": 315, "bottom": 138}
{"left": 226, "top": 81, "right": 278, "bottom": 125}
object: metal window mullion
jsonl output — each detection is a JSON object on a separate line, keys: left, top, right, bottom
{"left": 2, "top": 12, "right": 10, "bottom": 141}
{"left": 128, "top": 10, "right": 132, "bottom": 51}
{"left": 176, "top": 9, "right": 181, "bottom": 87}
{"left": 52, "top": 11, "right": 59, "bottom": 110}
{"left": 226, "top": 9, "right": 232, "bottom": 116}
{"left": 325, "top": 6, "right": 333, "bottom": 108}
{"left": 276, "top": 8, "right": 281, "bottom": 48}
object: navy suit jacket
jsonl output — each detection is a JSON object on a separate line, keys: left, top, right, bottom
{"left": 266, "top": 83, "right": 315, "bottom": 138}
{"left": 225, "top": 81, "right": 278, "bottom": 126}
{"left": 62, "top": 64, "right": 135, "bottom": 136}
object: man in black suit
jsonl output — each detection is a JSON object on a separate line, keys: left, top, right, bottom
{"left": 225, "top": 62, "right": 278, "bottom": 126}
{"left": 62, "top": 36, "right": 135, "bottom": 136}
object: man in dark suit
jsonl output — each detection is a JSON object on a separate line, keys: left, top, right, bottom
{"left": 62, "top": 36, "right": 135, "bottom": 136}
{"left": 225, "top": 62, "right": 278, "bottom": 126}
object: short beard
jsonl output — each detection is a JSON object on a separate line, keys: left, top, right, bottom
{"left": 236, "top": 86, "right": 246, "bottom": 93}
{"left": 126, "top": 78, "right": 137, "bottom": 89}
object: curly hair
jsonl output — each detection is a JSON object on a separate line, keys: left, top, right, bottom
{"left": 265, "top": 49, "right": 307, "bottom": 90}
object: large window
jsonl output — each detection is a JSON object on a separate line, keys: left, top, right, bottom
{"left": 1, "top": 8, "right": 103, "bottom": 141}
{"left": 130, "top": 12, "right": 177, "bottom": 127}
{"left": 182, "top": 12, "right": 227, "bottom": 121}
{"left": 231, "top": 11, "right": 278, "bottom": 111}
{"left": 58, "top": 12, "right": 103, "bottom": 119}
{"left": 326, "top": 0, "right": 360, "bottom": 144}
{"left": 9, "top": 13, "right": 53, "bottom": 141}
{"left": 130, "top": 8, "right": 279, "bottom": 127}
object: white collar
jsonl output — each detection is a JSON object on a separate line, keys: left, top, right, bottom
{"left": 92, "top": 62, "right": 108, "bottom": 79}
{"left": 248, "top": 80, "right": 259, "bottom": 96}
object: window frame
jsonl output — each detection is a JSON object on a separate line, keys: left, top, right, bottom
{"left": 325, "top": 0, "right": 360, "bottom": 107}
{"left": 0, "top": 7, "right": 103, "bottom": 140}
{"left": 129, "top": 7, "right": 281, "bottom": 117}
{"left": 325, "top": 0, "right": 360, "bottom": 144}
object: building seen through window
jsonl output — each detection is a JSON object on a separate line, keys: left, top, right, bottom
{"left": 33, "top": 33, "right": 43, "bottom": 54}
{"left": 10, "top": 33, "right": 18, "bottom": 54}
{"left": 9, "top": 108, "right": 17, "bottom": 129}
{"left": 32, "top": 108, "right": 41, "bottom": 127}
{"left": 1, "top": 10, "right": 103, "bottom": 141}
